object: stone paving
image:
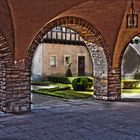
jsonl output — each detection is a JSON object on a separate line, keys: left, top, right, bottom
{"left": 0, "top": 94, "right": 140, "bottom": 140}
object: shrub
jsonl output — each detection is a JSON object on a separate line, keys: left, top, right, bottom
{"left": 65, "top": 68, "right": 72, "bottom": 77}
{"left": 134, "top": 70, "right": 140, "bottom": 80}
{"left": 122, "top": 80, "right": 140, "bottom": 89}
{"left": 47, "top": 76, "right": 71, "bottom": 84}
{"left": 31, "top": 81, "right": 50, "bottom": 86}
{"left": 87, "top": 77, "right": 93, "bottom": 89}
{"left": 47, "top": 85, "right": 71, "bottom": 91}
{"left": 32, "top": 84, "right": 71, "bottom": 92}
{"left": 72, "top": 77, "right": 93, "bottom": 91}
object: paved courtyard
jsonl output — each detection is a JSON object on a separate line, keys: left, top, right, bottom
{"left": 0, "top": 94, "right": 140, "bottom": 140}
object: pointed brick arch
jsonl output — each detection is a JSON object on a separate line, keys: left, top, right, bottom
{"left": 116, "top": 33, "right": 140, "bottom": 100}
{"left": 119, "top": 33, "right": 140, "bottom": 69}
{"left": 25, "top": 16, "right": 112, "bottom": 101}
{"left": 110, "top": 30, "right": 140, "bottom": 101}
{"left": 0, "top": 32, "right": 13, "bottom": 67}
{"left": 25, "top": 16, "right": 111, "bottom": 67}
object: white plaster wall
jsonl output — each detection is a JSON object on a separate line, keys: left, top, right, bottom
{"left": 32, "top": 44, "right": 43, "bottom": 76}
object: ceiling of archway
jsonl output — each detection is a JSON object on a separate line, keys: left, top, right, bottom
{"left": 55, "top": 0, "right": 129, "bottom": 53}
{"left": 6, "top": 0, "right": 137, "bottom": 60}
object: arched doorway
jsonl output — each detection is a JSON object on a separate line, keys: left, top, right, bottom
{"left": 121, "top": 35, "right": 140, "bottom": 99}
{"left": 26, "top": 16, "right": 110, "bottom": 105}
{"left": 31, "top": 26, "right": 93, "bottom": 80}
{"left": 31, "top": 26, "right": 94, "bottom": 105}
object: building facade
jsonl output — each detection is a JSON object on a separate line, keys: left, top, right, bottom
{"left": 32, "top": 26, "right": 93, "bottom": 80}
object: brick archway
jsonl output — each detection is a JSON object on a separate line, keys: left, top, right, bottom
{"left": 115, "top": 33, "right": 140, "bottom": 99}
{"left": 118, "top": 33, "right": 140, "bottom": 69}
{"left": 26, "top": 16, "right": 111, "bottom": 100}
{"left": 110, "top": 32, "right": 140, "bottom": 101}
{"left": 26, "top": 16, "right": 111, "bottom": 66}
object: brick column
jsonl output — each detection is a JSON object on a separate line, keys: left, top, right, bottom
{"left": 94, "top": 76, "right": 108, "bottom": 100}
{"left": 108, "top": 68, "right": 121, "bottom": 101}
{"left": 87, "top": 44, "right": 108, "bottom": 100}
{"left": 0, "top": 66, "right": 31, "bottom": 113}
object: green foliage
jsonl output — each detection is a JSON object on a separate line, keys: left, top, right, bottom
{"left": 45, "top": 84, "right": 71, "bottom": 91}
{"left": 122, "top": 89, "right": 140, "bottom": 94}
{"left": 32, "top": 77, "right": 94, "bottom": 99}
{"left": 47, "top": 76, "right": 71, "bottom": 84}
{"left": 134, "top": 70, "right": 140, "bottom": 80}
{"left": 65, "top": 68, "right": 72, "bottom": 77}
{"left": 72, "top": 77, "right": 93, "bottom": 91}
{"left": 87, "top": 77, "right": 93, "bottom": 89}
{"left": 32, "top": 84, "right": 71, "bottom": 92}
{"left": 122, "top": 80, "right": 140, "bottom": 89}
{"left": 31, "top": 81, "right": 51, "bottom": 86}
{"left": 32, "top": 88, "right": 93, "bottom": 99}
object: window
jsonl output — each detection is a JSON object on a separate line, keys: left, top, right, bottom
{"left": 134, "top": 39, "right": 139, "bottom": 44}
{"left": 50, "top": 56, "right": 57, "bottom": 67}
{"left": 52, "top": 32, "right": 57, "bottom": 38}
{"left": 76, "top": 34, "right": 80, "bottom": 41}
{"left": 71, "top": 34, "right": 76, "bottom": 41}
{"left": 53, "top": 26, "right": 62, "bottom": 32}
{"left": 62, "top": 27, "right": 66, "bottom": 32}
{"left": 64, "top": 55, "right": 71, "bottom": 66}
{"left": 66, "top": 33, "right": 70, "bottom": 40}
{"left": 66, "top": 28, "right": 71, "bottom": 33}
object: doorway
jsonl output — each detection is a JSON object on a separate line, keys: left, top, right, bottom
{"left": 78, "top": 56, "right": 85, "bottom": 76}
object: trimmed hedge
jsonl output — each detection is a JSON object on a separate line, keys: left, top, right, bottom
{"left": 32, "top": 82, "right": 93, "bottom": 99}
{"left": 47, "top": 76, "right": 71, "bottom": 84}
{"left": 134, "top": 71, "right": 140, "bottom": 80}
{"left": 72, "top": 77, "right": 93, "bottom": 91}
{"left": 122, "top": 80, "right": 140, "bottom": 89}
{"left": 32, "top": 84, "right": 71, "bottom": 92}
{"left": 46, "top": 85, "right": 71, "bottom": 91}
{"left": 87, "top": 78, "right": 93, "bottom": 89}
{"left": 31, "top": 81, "right": 50, "bottom": 86}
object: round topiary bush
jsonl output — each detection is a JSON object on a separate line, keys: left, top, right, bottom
{"left": 86, "top": 77, "right": 93, "bottom": 89}
{"left": 72, "top": 77, "right": 88, "bottom": 91}
{"left": 72, "top": 77, "right": 93, "bottom": 91}
{"left": 122, "top": 80, "right": 140, "bottom": 89}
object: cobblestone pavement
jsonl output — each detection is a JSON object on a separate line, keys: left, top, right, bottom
{"left": 1, "top": 94, "right": 140, "bottom": 140}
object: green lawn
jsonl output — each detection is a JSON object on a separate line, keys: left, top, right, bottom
{"left": 32, "top": 89, "right": 93, "bottom": 99}
{"left": 32, "top": 79, "right": 140, "bottom": 99}
{"left": 32, "top": 82, "right": 93, "bottom": 99}
{"left": 32, "top": 87, "right": 140, "bottom": 99}
{"left": 122, "top": 89, "right": 140, "bottom": 94}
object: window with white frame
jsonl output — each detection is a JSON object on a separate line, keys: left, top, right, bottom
{"left": 50, "top": 56, "right": 57, "bottom": 67}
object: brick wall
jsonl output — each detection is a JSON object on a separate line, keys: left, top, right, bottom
{"left": 0, "top": 66, "right": 31, "bottom": 113}
{"left": 108, "top": 68, "right": 121, "bottom": 100}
